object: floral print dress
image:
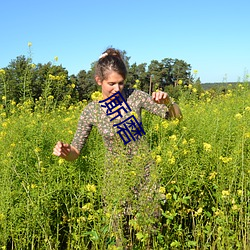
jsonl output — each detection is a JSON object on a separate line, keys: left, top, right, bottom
{"left": 71, "top": 88, "right": 171, "bottom": 234}
{"left": 71, "top": 88, "right": 169, "bottom": 155}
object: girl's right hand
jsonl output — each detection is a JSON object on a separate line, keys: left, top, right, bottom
{"left": 53, "top": 141, "right": 71, "bottom": 158}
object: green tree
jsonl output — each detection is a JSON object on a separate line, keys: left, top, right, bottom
{"left": 5, "top": 55, "right": 33, "bottom": 102}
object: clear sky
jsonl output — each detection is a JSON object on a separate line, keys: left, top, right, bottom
{"left": 1, "top": 0, "right": 249, "bottom": 83}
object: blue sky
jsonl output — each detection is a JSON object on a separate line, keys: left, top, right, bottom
{"left": 1, "top": 0, "right": 249, "bottom": 83}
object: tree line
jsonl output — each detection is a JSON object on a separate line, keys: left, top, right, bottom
{"left": 0, "top": 51, "right": 200, "bottom": 106}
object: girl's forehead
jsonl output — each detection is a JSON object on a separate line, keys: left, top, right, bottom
{"left": 105, "top": 71, "right": 124, "bottom": 81}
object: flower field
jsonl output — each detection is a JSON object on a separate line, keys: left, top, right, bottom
{"left": 0, "top": 83, "right": 249, "bottom": 249}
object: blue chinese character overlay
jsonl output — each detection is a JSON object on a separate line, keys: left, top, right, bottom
{"left": 99, "top": 92, "right": 132, "bottom": 122}
{"left": 113, "top": 115, "right": 146, "bottom": 145}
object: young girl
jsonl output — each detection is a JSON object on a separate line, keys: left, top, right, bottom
{"left": 53, "top": 48, "right": 182, "bottom": 246}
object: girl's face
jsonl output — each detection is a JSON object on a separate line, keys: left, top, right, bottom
{"left": 96, "top": 71, "right": 125, "bottom": 100}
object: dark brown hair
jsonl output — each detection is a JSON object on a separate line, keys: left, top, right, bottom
{"left": 95, "top": 48, "right": 127, "bottom": 81}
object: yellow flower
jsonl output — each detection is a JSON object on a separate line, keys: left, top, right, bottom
{"left": 0, "top": 213, "right": 5, "bottom": 221}
{"left": 54, "top": 56, "right": 58, "bottom": 62}
{"left": 91, "top": 91, "right": 103, "bottom": 101}
{"left": 188, "top": 84, "right": 193, "bottom": 89}
{"left": 178, "top": 79, "right": 183, "bottom": 85}
{"left": 189, "top": 138, "right": 195, "bottom": 144}
{"left": 2, "top": 96, "right": 6, "bottom": 100}
{"left": 130, "top": 171, "right": 136, "bottom": 176}
{"left": 154, "top": 123, "right": 159, "bottom": 131}
{"left": 155, "top": 155, "right": 162, "bottom": 164}
{"left": 58, "top": 158, "right": 65, "bottom": 165}
{"left": 86, "top": 184, "right": 96, "bottom": 193}
{"left": 219, "top": 156, "right": 232, "bottom": 164}
{"left": 130, "top": 111, "right": 138, "bottom": 119}
{"left": 214, "top": 209, "right": 223, "bottom": 216}
{"left": 34, "top": 147, "right": 41, "bottom": 153}
{"left": 182, "top": 139, "right": 187, "bottom": 145}
{"left": 165, "top": 193, "right": 172, "bottom": 199}
{"left": 245, "top": 106, "right": 250, "bottom": 112}
{"left": 203, "top": 142, "right": 212, "bottom": 152}
{"left": 195, "top": 207, "right": 203, "bottom": 216}
{"left": 0, "top": 69, "right": 6, "bottom": 75}
{"left": 168, "top": 156, "right": 175, "bottom": 165}
{"left": 237, "top": 189, "right": 243, "bottom": 196}
{"left": 28, "top": 42, "right": 32, "bottom": 47}
{"left": 161, "top": 120, "right": 168, "bottom": 128}
{"left": 48, "top": 95, "right": 54, "bottom": 100}
{"left": 193, "top": 69, "right": 198, "bottom": 74}
{"left": 159, "top": 186, "right": 166, "bottom": 194}
{"left": 169, "top": 134, "right": 177, "bottom": 141}
{"left": 133, "top": 84, "right": 138, "bottom": 89}
{"left": 71, "top": 83, "right": 76, "bottom": 89}
{"left": 48, "top": 74, "right": 55, "bottom": 80}
{"left": 234, "top": 113, "right": 242, "bottom": 120}
{"left": 192, "top": 88, "right": 197, "bottom": 93}
{"left": 208, "top": 171, "right": 217, "bottom": 180}
{"left": 171, "top": 119, "right": 179, "bottom": 126}
{"left": 81, "top": 203, "right": 93, "bottom": 212}
{"left": 222, "top": 190, "right": 230, "bottom": 197}
{"left": 135, "top": 79, "right": 140, "bottom": 83}
{"left": 232, "top": 204, "right": 239, "bottom": 211}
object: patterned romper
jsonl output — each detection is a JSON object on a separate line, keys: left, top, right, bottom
{"left": 71, "top": 88, "right": 170, "bottom": 221}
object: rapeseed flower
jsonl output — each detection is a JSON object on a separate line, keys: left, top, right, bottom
{"left": 158, "top": 186, "right": 166, "bottom": 194}
{"left": 182, "top": 138, "right": 187, "bottom": 145}
{"left": 81, "top": 203, "right": 93, "bottom": 212}
{"left": 169, "top": 134, "right": 177, "bottom": 141}
{"left": 222, "top": 190, "right": 230, "bottom": 197}
{"left": 28, "top": 42, "right": 32, "bottom": 47}
{"left": 165, "top": 193, "right": 172, "bottom": 199}
{"left": 194, "top": 207, "right": 203, "bottom": 216}
{"left": 203, "top": 142, "right": 212, "bottom": 152}
{"left": 155, "top": 155, "right": 162, "bottom": 164}
{"left": 189, "top": 138, "right": 195, "bottom": 144}
{"left": 0, "top": 69, "right": 5, "bottom": 75}
{"left": 219, "top": 156, "right": 232, "bottom": 164}
{"left": 168, "top": 156, "right": 175, "bottom": 165}
{"left": 178, "top": 79, "right": 183, "bottom": 85}
{"left": 161, "top": 120, "right": 168, "bottom": 128}
{"left": 130, "top": 111, "right": 138, "bottom": 119}
{"left": 237, "top": 189, "right": 243, "bottom": 196}
{"left": 234, "top": 113, "right": 242, "bottom": 120}
{"left": 0, "top": 213, "right": 5, "bottom": 221}
{"left": 86, "top": 184, "right": 97, "bottom": 193}
{"left": 232, "top": 204, "right": 239, "bottom": 211}
{"left": 154, "top": 123, "right": 159, "bottom": 131}
{"left": 208, "top": 171, "right": 217, "bottom": 180}
{"left": 91, "top": 91, "right": 103, "bottom": 101}
{"left": 54, "top": 56, "right": 58, "bottom": 62}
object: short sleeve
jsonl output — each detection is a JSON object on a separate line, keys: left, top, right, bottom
{"left": 133, "top": 90, "right": 169, "bottom": 119}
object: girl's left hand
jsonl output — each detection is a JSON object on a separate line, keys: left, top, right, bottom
{"left": 152, "top": 91, "right": 171, "bottom": 104}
